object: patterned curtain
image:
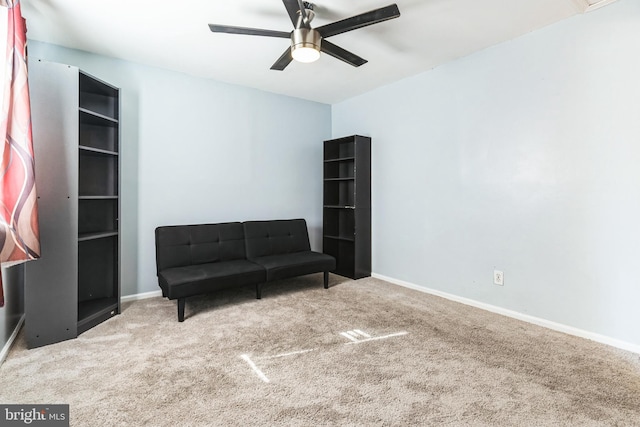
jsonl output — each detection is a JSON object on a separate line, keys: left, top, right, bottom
{"left": 0, "top": 0, "right": 40, "bottom": 307}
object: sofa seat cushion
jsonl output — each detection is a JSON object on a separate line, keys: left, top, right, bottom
{"left": 251, "top": 251, "right": 336, "bottom": 282}
{"left": 158, "top": 260, "right": 265, "bottom": 300}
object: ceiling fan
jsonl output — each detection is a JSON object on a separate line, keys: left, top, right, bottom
{"left": 208, "top": 0, "right": 401, "bottom": 70}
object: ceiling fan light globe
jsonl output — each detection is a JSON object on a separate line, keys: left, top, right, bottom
{"left": 291, "top": 28, "right": 322, "bottom": 63}
{"left": 292, "top": 46, "right": 320, "bottom": 63}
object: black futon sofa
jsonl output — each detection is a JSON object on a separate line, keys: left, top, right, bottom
{"left": 155, "top": 219, "right": 336, "bottom": 321}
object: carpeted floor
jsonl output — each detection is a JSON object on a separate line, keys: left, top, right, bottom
{"left": 1, "top": 275, "right": 639, "bottom": 426}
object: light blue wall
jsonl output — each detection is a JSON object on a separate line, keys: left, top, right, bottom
{"left": 135, "top": 65, "right": 331, "bottom": 294}
{"left": 332, "top": 0, "right": 640, "bottom": 346}
{"left": 27, "top": 41, "right": 331, "bottom": 297}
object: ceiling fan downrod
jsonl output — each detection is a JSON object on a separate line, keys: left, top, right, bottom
{"left": 297, "top": 1, "right": 315, "bottom": 27}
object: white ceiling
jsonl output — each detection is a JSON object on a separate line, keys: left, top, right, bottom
{"left": 20, "top": 0, "right": 610, "bottom": 104}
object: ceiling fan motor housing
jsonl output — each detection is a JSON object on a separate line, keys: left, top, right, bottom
{"left": 291, "top": 28, "right": 322, "bottom": 53}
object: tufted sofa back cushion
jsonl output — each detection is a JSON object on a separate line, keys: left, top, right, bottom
{"left": 243, "top": 219, "right": 311, "bottom": 259}
{"left": 155, "top": 222, "right": 247, "bottom": 273}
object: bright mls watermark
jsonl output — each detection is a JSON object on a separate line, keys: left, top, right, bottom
{"left": 0, "top": 405, "right": 69, "bottom": 426}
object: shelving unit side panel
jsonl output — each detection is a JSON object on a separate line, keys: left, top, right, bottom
{"left": 354, "top": 136, "right": 372, "bottom": 210}
{"left": 354, "top": 208, "right": 372, "bottom": 279}
{"left": 116, "top": 86, "right": 121, "bottom": 315}
{"left": 25, "top": 59, "right": 80, "bottom": 348}
{"left": 323, "top": 237, "right": 356, "bottom": 279}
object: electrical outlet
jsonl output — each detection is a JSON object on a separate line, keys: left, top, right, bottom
{"left": 494, "top": 270, "right": 504, "bottom": 286}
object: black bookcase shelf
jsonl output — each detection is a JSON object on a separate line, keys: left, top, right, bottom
{"left": 323, "top": 135, "right": 371, "bottom": 279}
{"left": 325, "top": 156, "right": 355, "bottom": 162}
{"left": 25, "top": 60, "right": 121, "bottom": 348}
{"left": 78, "top": 298, "right": 118, "bottom": 333}
{"left": 78, "top": 231, "right": 119, "bottom": 242}
{"left": 79, "top": 196, "right": 119, "bottom": 200}
{"left": 79, "top": 145, "right": 119, "bottom": 156}
{"left": 324, "top": 235, "right": 356, "bottom": 242}
{"left": 79, "top": 108, "right": 118, "bottom": 124}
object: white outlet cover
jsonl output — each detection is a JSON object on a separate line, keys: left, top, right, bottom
{"left": 494, "top": 270, "right": 504, "bottom": 286}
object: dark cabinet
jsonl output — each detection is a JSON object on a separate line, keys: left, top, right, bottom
{"left": 323, "top": 135, "right": 371, "bottom": 279}
{"left": 25, "top": 60, "right": 120, "bottom": 348}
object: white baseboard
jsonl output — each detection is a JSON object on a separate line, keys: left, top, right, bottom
{"left": 372, "top": 273, "right": 640, "bottom": 355}
{"left": 0, "top": 314, "right": 24, "bottom": 367}
{"left": 121, "top": 290, "right": 162, "bottom": 303}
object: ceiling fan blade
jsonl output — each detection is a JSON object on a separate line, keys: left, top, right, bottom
{"left": 316, "top": 4, "right": 400, "bottom": 38}
{"left": 321, "top": 40, "right": 367, "bottom": 67}
{"left": 208, "top": 24, "right": 290, "bottom": 39}
{"left": 282, "top": 0, "right": 303, "bottom": 28}
{"left": 271, "top": 47, "right": 293, "bottom": 71}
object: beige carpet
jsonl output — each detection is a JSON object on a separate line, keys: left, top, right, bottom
{"left": 1, "top": 275, "right": 639, "bottom": 426}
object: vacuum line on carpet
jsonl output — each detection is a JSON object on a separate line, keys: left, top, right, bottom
{"left": 340, "top": 332, "right": 360, "bottom": 342}
{"left": 344, "top": 331, "right": 408, "bottom": 345}
{"left": 262, "top": 349, "right": 316, "bottom": 360}
{"left": 240, "top": 354, "right": 270, "bottom": 383}
{"left": 241, "top": 331, "right": 410, "bottom": 384}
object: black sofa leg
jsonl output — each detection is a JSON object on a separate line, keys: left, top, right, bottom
{"left": 177, "top": 298, "right": 185, "bottom": 322}
{"left": 324, "top": 271, "right": 329, "bottom": 289}
{"left": 256, "top": 283, "right": 263, "bottom": 300}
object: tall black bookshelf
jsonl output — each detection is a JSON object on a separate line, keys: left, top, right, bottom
{"left": 25, "top": 60, "right": 120, "bottom": 348}
{"left": 77, "top": 70, "right": 120, "bottom": 335}
{"left": 323, "top": 135, "right": 371, "bottom": 279}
